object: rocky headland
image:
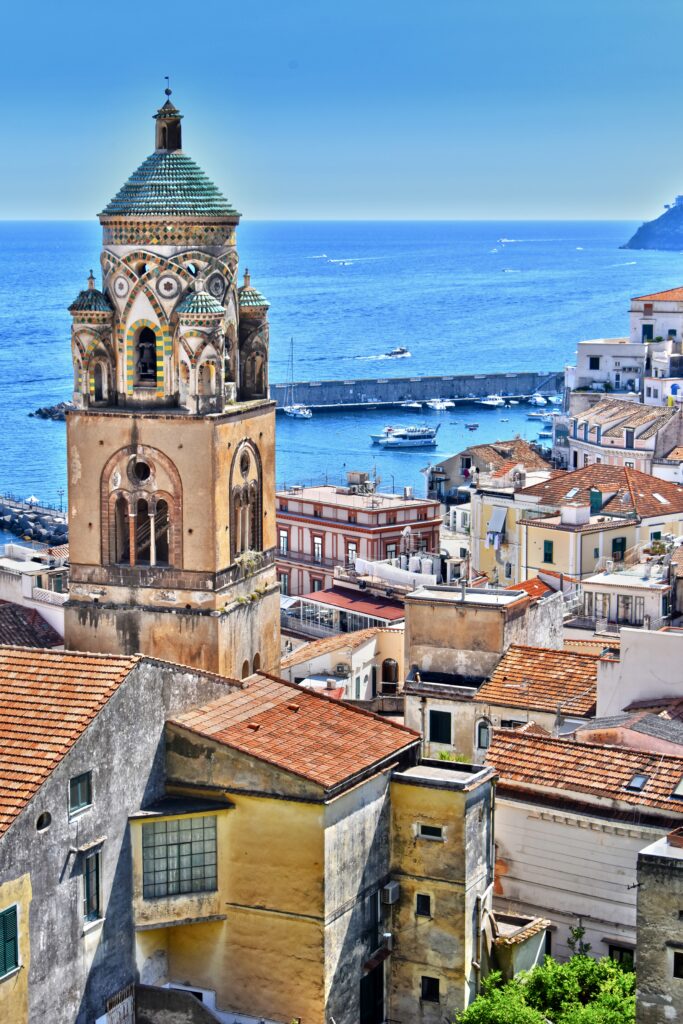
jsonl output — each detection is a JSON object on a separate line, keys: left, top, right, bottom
{"left": 623, "top": 204, "right": 683, "bottom": 250}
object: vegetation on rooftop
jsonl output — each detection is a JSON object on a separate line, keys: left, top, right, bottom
{"left": 454, "top": 953, "right": 635, "bottom": 1024}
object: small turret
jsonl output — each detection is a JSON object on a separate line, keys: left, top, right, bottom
{"left": 154, "top": 82, "right": 183, "bottom": 152}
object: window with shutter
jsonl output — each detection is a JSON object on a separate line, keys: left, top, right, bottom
{"left": 0, "top": 905, "right": 18, "bottom": 977}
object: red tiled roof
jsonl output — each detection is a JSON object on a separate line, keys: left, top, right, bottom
{"left": 633, "top": 286, "right": 683, "bottom": 302}
{"left": 474, "top": 645, "right": 598, "bottom": 716}
{"left": 505, "top": 578, "right": 553, "bottom": 601}
{"left": 0, "top": 647, "right": 138, "bottom": 837}
{"left": 0, "top": 602, "right": 62, "bottom": 648}
{"left": 486, "top": 730, "right": 683, "bottom": 813}
{"left": 172, "top": 673, "right": 419, "bottom": 790}
{"left": 520, "top": 464, "right": 683, "bottom": 519}
{"left": 281, "top": 627, "right": 388, "bottom": 669}
{"left": 463, "top": 439, "right": 550, "bottom": 473}
{"left": 299, "top": 586, "right": 406, "bottom": 622}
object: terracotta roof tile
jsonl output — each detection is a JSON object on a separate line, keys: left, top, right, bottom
{"left": 474, "top": 645, "right": 598, "bottom": 716}
{"left": 633, "top": 286, "right": 683, "bottom": 302}
{"left": 505, "top": 578, "right": 553, "bottom": 601}
{"left": 464, "top": 439, "right": 550, "bottom": 473}
{"left": 520, "top": 464, "right": 683, "bottom": 519}
{"left": 486, "top": 730, "right": 683, "bottom": 813}
{"left": 172, "top": 673, "right": 419, "bottom": 791}
{"left": 0, "top": 603, "right": 62, "bottom": 649}
{"left": 0, "top": 647, "right": 138, "bottom": 837}
{"left": 281, "top": 628, "right": 391, "bottom": 669}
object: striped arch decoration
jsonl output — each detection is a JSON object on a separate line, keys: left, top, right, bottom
{"left": 125, "top": 320, "right": 170, "bottom": 396}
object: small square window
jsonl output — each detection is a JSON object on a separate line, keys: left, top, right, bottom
{"left": 625, "top": 773, "right": 648, "bottom": 792}
{"left": 589, "top": 356, "right": 601, "bottom": 370}
{"left": 69, "top": 771, "right": 92, "bottom": 815}
{"left": 421, "top": 976, "right": 440, "bottom": 1002}
{"left": 608, "top": 944, "right": 634, "bottom": 970}
{"left": 429, "top": 710, "right": 451, "bottom": 745}
{"left": 674, "top": 951, "right": 683, "bottom": 979}
{"left": 418, "top": 824, "right": 443, "bottom": 841}
{"left": 416, "top": 893, "right": 431, "bottom": 917}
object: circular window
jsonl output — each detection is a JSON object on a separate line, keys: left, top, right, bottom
{"left": 132, "top": 460, "right": 151, "bottom": 482}
{"left": 36, "top": 811, "right": 51, "bottom": 832}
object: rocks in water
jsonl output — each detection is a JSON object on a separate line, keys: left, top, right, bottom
{"left": 29, "top": 401, "right": 75, "bottom": 421}
{"left": 0, "top": 499, "right": 68, "bottom": 546}
{"left": 623, "top": 204, "right": 683, "bottom": 251}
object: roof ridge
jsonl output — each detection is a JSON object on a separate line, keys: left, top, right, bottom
{"left": 505, "top": 643, "right": 602, "bottom": 661}
{"left": 492, "top": 729, "right": 683, "bottom": 764}
{"left": 0, "top": 645, "right": 139, "bottom": 662}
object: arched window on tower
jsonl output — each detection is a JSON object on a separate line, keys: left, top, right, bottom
{"left": 135, "top": 498, "right": 151, "bottom": 563}
{"left": 115, "top": 496, "right": 130, "bottom": 564}
{"left": 135, "top": 327, "right": 157, "bottom": 387}
{"left": 93, "top": 363, "right": 104, "bottom": 402}
{"left": 155, "top": 500, "right": 170, "bottom": 565}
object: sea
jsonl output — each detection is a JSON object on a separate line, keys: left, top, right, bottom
{"left": 1, "top": 219, "right": 682, "bottom": 511}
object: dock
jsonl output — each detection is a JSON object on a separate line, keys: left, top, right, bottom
{"left": 270, "top": 370, "right": 563, "bottom": 410}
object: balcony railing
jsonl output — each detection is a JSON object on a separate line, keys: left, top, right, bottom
{"left": 280, "top": 611, "right": 338, "bottom": 638}
{"left": 276, "top": 549, "right": 339, "bottom": 570}
{"left": 31, "top": 586, "right": 68, "bottom": 606}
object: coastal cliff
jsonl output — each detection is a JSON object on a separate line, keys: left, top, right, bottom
{"left": 623, "top": 204, "right": 683, "bottom": 250}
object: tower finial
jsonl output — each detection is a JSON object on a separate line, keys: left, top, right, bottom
{"left": 164, "top": 75, "right": 171, "bottom": 98}
{"left": 243, "top": 268, "right": 251, "bottom": 289}
{"left": 87, "top": 269, "right": 95, "bottom": 290}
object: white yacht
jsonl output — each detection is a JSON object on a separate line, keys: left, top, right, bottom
{"left": 283, "top": 339, "right": 313, "bottom": 419}
{"left": 370, "top": 424, "right": 439, "bottom": 445}
{"left": 528, "top": 394, "right": 548, "bottom": 406}
{"left": 426, "top": 398, "right": 451, "bottom": 411}
{"left": 478, "top": 394, "right": 506, "bottom": 407}
{"left": 400, "top": 400, "right": 422, "bottom": 411}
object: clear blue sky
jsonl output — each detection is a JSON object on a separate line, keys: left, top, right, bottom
{"left": 1, "top": 0, "right": 680, "bottom": 220}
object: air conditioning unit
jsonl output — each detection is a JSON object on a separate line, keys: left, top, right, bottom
{"left": 381, "top": 880, "right": 400, "bottom": 905}
{"left": 605, "top": 559, "right": 614, "bottom": 572}
{"left": 382, "top": 932, "right": 394, "bottom": 951}
{"left": 334, "top": 662, "right": 351, "bottom": 677}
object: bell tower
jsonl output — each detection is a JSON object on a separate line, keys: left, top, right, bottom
{"left": 64, "top": 92, "right": 279, "bottom": 678}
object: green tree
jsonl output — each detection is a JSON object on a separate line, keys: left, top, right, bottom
{"left": 455, "top": 955, "right": 634, "bottom": 1024}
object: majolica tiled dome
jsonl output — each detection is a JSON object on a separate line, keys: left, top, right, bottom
{"left": 238, "top": 270, "right": 269, "bottom": 309}
{"left": 176, "top": 290, "right": 225, "bottom": 315}
{"left": 100, "top": 151, "right": 239, "bottom": 219}
{"left": 68, "top": 272, "right": 113, "bottom": 313}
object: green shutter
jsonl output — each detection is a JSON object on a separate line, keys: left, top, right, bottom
{"left": 0, "top": 906, "right": 18, "bottom": 976}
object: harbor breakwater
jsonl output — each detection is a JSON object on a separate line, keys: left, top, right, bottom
{"left": 270, "top": 370, "right": 563, "bottom": 409}
{"left": 0, "top": 497, "right": 68, "bottom": 547}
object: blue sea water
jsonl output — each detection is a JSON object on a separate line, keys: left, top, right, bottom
{"left": 1, "top": 219, "right": 682, "bottom": 505}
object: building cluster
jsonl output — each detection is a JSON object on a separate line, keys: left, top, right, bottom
{"left": 3, "top": 96, "right": 683, "bottom": 1024}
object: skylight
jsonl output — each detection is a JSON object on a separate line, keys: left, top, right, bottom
{"left": 672, "top": 777, "right": 683, "bottom": 799}
{"left": 653, "top": 493, "right": 670, "bottom": 505}
{"left": 625, "top": 773, "right": 649, "bottom": 792}
{"left": 565, "top": 487, "right": 580, "bottom": 499}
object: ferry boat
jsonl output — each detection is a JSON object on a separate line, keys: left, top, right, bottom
{"left": 370, "top": 424, "right": 439, "bottom": 445}
{"left": 376, "top": 424, "right": 440, "bottom": 449}
{"left": 386, "top": 346, "right": 411, "bottom": 358}
{"left": 478, "top": 394, "right": 506, "bottom": 407}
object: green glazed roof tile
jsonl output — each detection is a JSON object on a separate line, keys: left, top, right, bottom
{"left": 100, "top": 150, "right": 239, "bottom": 218}
{"left": 68, "top": 288, "right": 113, "bottom": 313}
{"left": 176, "top": 290, "right": 225, "bottom": 314}
{"left": 238, "top": 285, "right": 270, "bottom": 308}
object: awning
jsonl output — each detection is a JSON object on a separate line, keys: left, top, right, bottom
{"left": 280, "top": 595, "right": 299, "bottom": 610}
{"left": 298, "top": 586, "right": 405, "bottom": 622}
{"left": 487, "top": 506, "right": 507, "bottom": 534}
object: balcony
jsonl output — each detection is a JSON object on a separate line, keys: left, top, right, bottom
{"left": 276, "top": 548, "right": 339, "bottom": 570}
{"left": 31, "top": 586, "right": 68, "bottom": 606}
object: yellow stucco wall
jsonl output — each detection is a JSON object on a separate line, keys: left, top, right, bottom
{"left": 0, "top": 873, "right": 31, "bottom": 1024}
{"left": 132, "top": 795, "right": 326, "bottom": 1023}
{"left": 389, "top": 780, "right": 476, "bottom": 1021}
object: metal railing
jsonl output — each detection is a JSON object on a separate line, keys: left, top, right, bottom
{"left": 32, "top": 587, "right": 69, "bottom": 607}
{"left": 276, "top": 549, "right": 339, "bottom": 570}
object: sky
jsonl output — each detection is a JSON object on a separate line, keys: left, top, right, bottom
{"left": 1, "top": 0, "right": 681, "bottom": 220}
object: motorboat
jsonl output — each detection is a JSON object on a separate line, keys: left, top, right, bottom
{"left": 376, "top": 424, "right": 440, "bottom": 448}
{"left": 426, "top": 398, "right": 450, "bottom": 411}
{"left": 465, "top": 422, "right": 479, "bottom": 430}
{"left": 370, "top": 424, "right": 439, "bottom": 444}
{"left": 528, "top": 394, "right": 548, "bottom": 406}
{"left": 527, "top": 411, "right": 550, "bottom": 421}
{"left": 478, "top": 394, "right": 506, "bottom": 407}
{"left": 385, "top": 346, "right": 411, "bottom": 358}
{"left": 401, "top": 400, "right": 422, "bottom": 410}
{"left": 538, "top": 430, "right": 553, "bottom": 439}
{"left": 507, "top": 399, "right": 519, "bottom": 405}
{"left": 283, "top": 339, "right": 313, "bottom": 419}
{"left": 548, "top": 395, "right": 562, "bottom": 405}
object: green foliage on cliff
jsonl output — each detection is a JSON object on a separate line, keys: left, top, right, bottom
{"left": 455, "top": 956, "right": 635, "bottom": 1024}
